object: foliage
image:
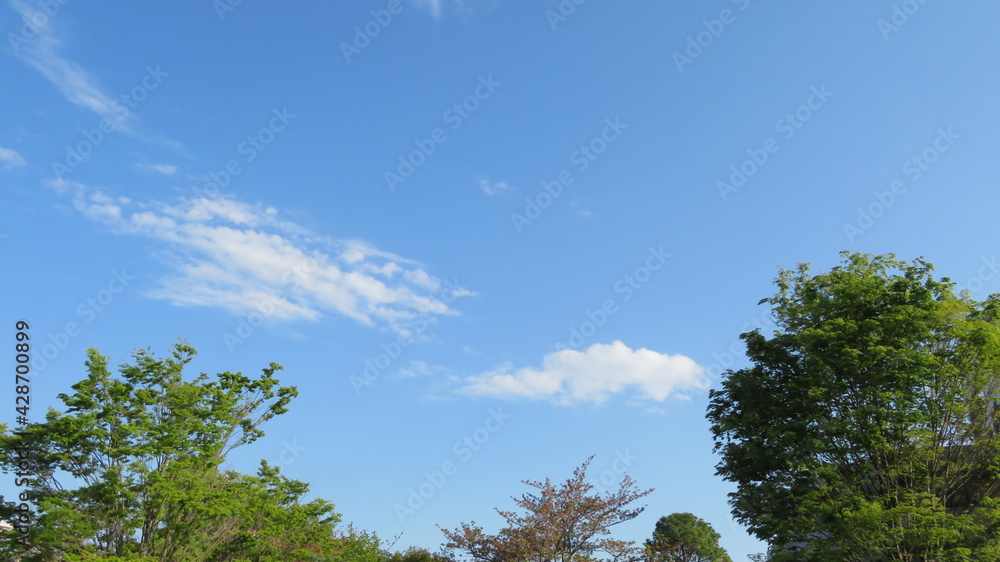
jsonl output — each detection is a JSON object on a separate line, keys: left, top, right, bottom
{"left": 384, "top": 545, "right": 455, "bottom": 561}
{"left": 644, "top": 513, "right": 730, "bottom": 561}
{"left": 325, "top": 524, "right": 388, "bottom": 561}
{"left": 440, "top": 455, "right": 653, "bottom": 561}
{"left": 706, "top": 252, "right": 1000, "bottom": 560}
{"left": 0, "top": 342, "right": 346, "bottom": 561}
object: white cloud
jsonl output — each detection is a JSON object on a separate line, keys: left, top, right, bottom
{"left": 458, "top": 341, "right": 709, "bottom": 406}
{"left": 410, "top": 0, "right": 444, "bottom": 18}
{"left": 479, "top": 178, "right": 510, "bottom": 196}
{"left": 396, "top": 360, "right": 453, "bottom": 380}
{"left": 56, "top": 182, "right": 471, "bottom": 333}
{"left": 0, "top": 147, "right": 26, "bottom": 169}
{"left": 570, "top": 201, "right": 593, "bottom": 218}
{"left": 44, "top": 177, "right": 86, "bottom": 194}
{"left": 137, "top": 163, "right": 178, "bottom": 175}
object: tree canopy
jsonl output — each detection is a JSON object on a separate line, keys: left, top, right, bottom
{"left": 706, "top": 252, "right": 1000, "bottom": 560}
{"left": 440, "top": 456, "right": 653, "bottom": 561}
{"left": 0, "top": 342, "right": 370, "bottom": 561}
{"left": 644, "top": 513, "right": 730, "bottom": 562}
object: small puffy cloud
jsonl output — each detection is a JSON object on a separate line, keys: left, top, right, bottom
{"left": 479, "top": 178, "right": 510, "bottom": 196}
{"left": 0, "top": 147, "right": 26, "bottom": 169}
{"left": 458, "top": 341, "right": 709, "bottom": 406}
{"left": 44, "top": 177, "right": 87, "bottom": 194}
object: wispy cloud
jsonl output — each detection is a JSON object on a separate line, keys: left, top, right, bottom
{"left": 458, "top": 341, "right": 709, "bottom": 406}
{"left": 409, "top": 0, "right": 479, "bottom": 19}
{"left": 8, "top": 0, "right": 178, "bottom": 151}
{"left": 0, "top": 147, "right": 27, "bottom": 170}
{"left": 396, "top": 360, "right": 454, "bottom": 380}
{"left": 479, "top": 178, "right": 510, "bottom": 196}
{"left": 570, "top": 201, "right": 593, "bottom": 218}
{"left": 50, "top": 181, "right": 470, "bottom": 334}
{"left": 410, "top": 0, "right": 444, "bottom": 18}
{"left": 9, "top": 0, "right": 134, "bottom": 130}
{"left": 136, "top": 163, "right": 178, "bottom": 175}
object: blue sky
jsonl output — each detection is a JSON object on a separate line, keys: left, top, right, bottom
{"left": 2, "top": 0, "right": 999, "bottom": 558}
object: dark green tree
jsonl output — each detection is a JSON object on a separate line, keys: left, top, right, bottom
{"left": 706, "top": 252, "right": 1000, "bottom": 560}
{"left": 645, "top": 513, "right": 730, "bottom": 561}
{"left": 0, "top": 342, "right": 348, "bottom": 561}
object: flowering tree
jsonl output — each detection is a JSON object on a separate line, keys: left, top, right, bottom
{"left": 440, "top": 456, "right": 653, "bottom": 561}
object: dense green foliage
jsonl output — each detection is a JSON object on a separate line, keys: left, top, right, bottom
{"left": 0, "top": 343, "right": 379, "bottom": 561}
{"left": 707, "top": 252, "right": 1000, "bottom": 560}
{"left": 644, "top": 513, "right": 730, "bottom": 561}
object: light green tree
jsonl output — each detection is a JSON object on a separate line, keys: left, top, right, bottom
{"left": 0, "top": 342, "right": 355, "bottom": 561}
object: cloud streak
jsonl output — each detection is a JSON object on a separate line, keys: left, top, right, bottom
{"left": 8, "top": 0, "right": 179, "bottom": 153}
{"left": 136, "top": 163, "right": 178, "bottom": 175}
{"left": 410, "top": 0, "right": 444, "bottom": 18}
{"left": 9, "top": 0, "right": 138, "bottom": 131}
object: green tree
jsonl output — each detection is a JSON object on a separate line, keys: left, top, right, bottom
{"left": 706, "top": 252, "right": 1000, "bottom": 560}
{"left": 0, "top": 342, "right": 346, "bottom": 561}
{"left": 645, "top": 513, "right": 730, "bottom": 562}
{"left": 385, "top": 545, "right": 455, "bottom": 561}
{"left": 440, "top": 456, "right": 653, "bottom": 561}
{"left": 325, "top": 524, "right": 388, "bottom": 561}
